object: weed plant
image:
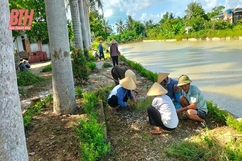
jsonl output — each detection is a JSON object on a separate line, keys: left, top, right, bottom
{"left": 102, "top": 62, "right": 112, "bottom": 68}
{"left": 166, "top": 128, "right": 242, "bottom": 161}
{"left": 226, "top": 115, "right": 242, "bottom": 134}
{"left": 87, "top": 62, "right": 96, "bottom": 70}
{"left": 130, "top": 97, "right": 152, "bottom": 111}
{"left": 23, "top": 94, "right": 53, "bottom": 127}
{"left": 75, "top": 87, "right": 83, "bottom": 98}
{"left": 41, "top": 64, "right": 52, "bottom": 72}
{"left": 206, "top": 101, "right": 228, "bottom": 124}
{"left": 17, "top": 70, "right": 43, "bottom": 86}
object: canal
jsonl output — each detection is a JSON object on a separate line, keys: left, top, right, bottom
{"left": 119, "top": 40, "right": 242, "bottom": 118}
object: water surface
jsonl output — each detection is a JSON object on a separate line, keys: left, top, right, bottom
{"left": 119, "top": 40, "right": 242, "bottom": 117}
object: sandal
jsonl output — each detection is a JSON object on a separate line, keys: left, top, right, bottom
{"left": 150, "top": 129, "right": 163, "bottom": 135}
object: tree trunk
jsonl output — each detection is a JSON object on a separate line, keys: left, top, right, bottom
{"left": 78, "top": 0, "right": 89, "bottom": 49}
{"left": 70, "top": 0, "right": 84, "bottom": 49}
{"left": 0, "top": 0, "right": 29, "bottom": 160}
{"left": 84, "top": 0, "right": 92, "bottom": 46}
{"left": 45, "top": 0, "right": 77, "bottom": 114}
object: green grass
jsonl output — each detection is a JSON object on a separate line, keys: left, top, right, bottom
{"left": 41, "top": 64, "right": 52, "bottom": 72}
{"left": 166, "top": 128, "right": 242, "bottom": 161}
{"left": 17, "top": 70, "right": 44, "bottom": 86}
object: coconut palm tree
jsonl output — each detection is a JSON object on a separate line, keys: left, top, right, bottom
{"left": 0, "top": 0, "right": 29, "bottom": 160}
{"left": 102, "top": 19, "right": 112, "bottom": 39}
{"left": 45, "top": 0, "right": 76, "bottom": 114}
{"left": 78, "top": 0, "right": 89, "bottom": 49}
{"left": 70, "top": 0, "right": 83, "bottom": 49}
{"left": 116, "top": 19, "right": 125, "bottom": 34}
{"left": 126, "top": 15, "right": 134, "bottom": 30}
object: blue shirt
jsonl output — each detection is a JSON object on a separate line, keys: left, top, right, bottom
{"left": 108, "top": 85, "right": 133, "bottom": 108}
{"left": 166, "top": 78, "right": 178, "bottom": 100}
{"left": 98, "top": 44, "right": 103, "bottom": 52}
{"left": 181, "top": 84, "right": 208, "bottom": 113}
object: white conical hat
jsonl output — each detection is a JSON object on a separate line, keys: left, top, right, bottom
{"left": 125, "top": 69, "right": 136, "bottom": 84}
{"left": 157, "top": 73, "right": 169, "bottom": 83}
{"left": 120, "top": 76, "right": 136, "bottom": 90}
{"left": 147, "top": 82, "right": 168, "bottom": 96}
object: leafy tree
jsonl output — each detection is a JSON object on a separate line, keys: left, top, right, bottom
{"left": 207, "top": 6, "right": 225, "bottom": 19}
{"left": 9, "top": 0, "right": 48, "bottom": 43}
{"left": 184, "top": 2, "right": 208, "bottom": 31}
{"left": 185, "top": 2, "right": 208, "bottom": 20}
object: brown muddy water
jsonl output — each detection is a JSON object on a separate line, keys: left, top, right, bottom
{"left": 119, "top": 40, "right": 242, "bottom": 118}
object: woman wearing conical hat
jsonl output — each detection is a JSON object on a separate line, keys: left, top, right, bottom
{"left": 147, "top": 82, "right": 179, "bottom": 135}
{"left": 107, "top": 76, "right": 137, "bottom": 113}
{"left": 110, "top": 39, "right": 120, "bottom": 67}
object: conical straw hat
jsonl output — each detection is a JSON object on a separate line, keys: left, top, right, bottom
{"left": 125, "top": 69, "right": 136, "bottom": 84}
{"left": 157, "top": 73, "right": 169, "bottom": 84}
{"left": 111, "top": 39, "right": 117, "bottom": 44}
{"left": 147, "top": 82, "right": 168, "bottom": 96}
{"left": 120, "top": 76, "right": 136, "bottom": 90}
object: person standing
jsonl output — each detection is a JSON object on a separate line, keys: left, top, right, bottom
{"left": 147, "top": 82, "right": 179, "bottom": 135}
{"left": 176, "top": 75, "right": 208, "bottom": 124}
{"left": 110, "top": 39, "right": 120, "bottom": 66}
{"left": 98, "top": 40, "right": 105, "bottom": 60}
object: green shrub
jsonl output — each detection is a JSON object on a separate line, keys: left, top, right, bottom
{"left": 94, "top": 85, "right": 114, "bottom": 107}
{"left": 207, "top": 101, "right": 227, "bottom": 124}
{"left": 17, "top": 70, "right": 44, "bottom": 86}
{"left": 71, "top": 49, "right": 90, "bottom": 84}
{"left": 226, "top": 115, "right": 242, "bottom": 134}
{"left": 83, "top": 49, "right": 90, "bottom": 61}
{"left": 89, "top": 56, "right": 95, "bottom": 61}
{"left": 75, "top": 115, "right": 110, "bottom": 161}
{"left": 41, "top": 64, "right": 52, "bottom": 72}
{"left": 87, "top": 62, "right": 96, "bottom": 70}
{"left": 23, "top": 94, "right": 53, "bottom": 127}
{"left": 102, "top": 62, "right": 112, "bottom": 68}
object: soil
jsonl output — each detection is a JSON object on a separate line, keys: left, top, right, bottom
{"left": 22, "top": 59, "right": 228, "bottom": 161}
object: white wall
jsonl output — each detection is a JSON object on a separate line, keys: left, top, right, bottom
{"left": 30, "top": 43, "right": 38, "bottom": 52}
{"left": 42, "top": 44, "right": 50, "bottom": 59}
{"left": 14, "top": 36, "right": 24, "bottom": 52}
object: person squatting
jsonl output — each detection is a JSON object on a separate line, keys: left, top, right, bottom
{"left": 107, "top": 64, "right": 208, "bottom": 135}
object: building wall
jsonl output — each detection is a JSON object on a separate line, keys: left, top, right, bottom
{"left": 13, "top": 36, "right": 24, "bottom": 52}
{"left": 42, "top": 44, "right": 50, "bottom": 59}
